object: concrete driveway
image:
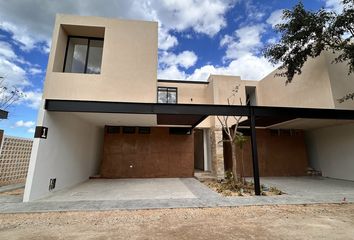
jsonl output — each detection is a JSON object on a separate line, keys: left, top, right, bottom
{"left": 40, "top": 178, "right": 199, "bottom": 201}
{"left": 260, "top": 176, "right": 354, "bottom": 197}
{"left": 1, "top": 176, "right": 354, "bottom": 213}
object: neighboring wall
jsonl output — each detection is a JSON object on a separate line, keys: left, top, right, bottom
{"left": 100, "top": 127, "right": 194, "bottom": 178}
{"left": 257, "top": 54, "right": 335, "bottom": 108}
{"left": 306, "top": 123, "right": 354, "bottom": 181}
{"left": 325, "top": 51, "right": 354, "bottom": 110}
{"left": 24, "top": 110, "right": 103, "bottom": 201}
{"left": 231, "top": 129, "right": 308, "bottom": 177}
{"left": 0, "top": 136, "right": 33, "bottom": 186}
{"left": 44, "top": 14, "right": 158, "bottom": 103}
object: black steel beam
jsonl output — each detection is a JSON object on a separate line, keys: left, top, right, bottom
{"left": 250, "top": 107, "right": 261, "bottom": 196}
{"left": 45, "top": 99, "right": 250, "bottom": 116}
{"left": 191, "top": 115, "right": 208, "bottom": 128}
{"left": 45, "top": 99, "right": 354, "bottom": 121}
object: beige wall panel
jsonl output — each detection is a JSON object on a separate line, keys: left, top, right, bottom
{"left": 44, "top": 14, "right": 158, "bottom": 103}
{"left": 258, "top": 54, "right": 335, "bottom": 108}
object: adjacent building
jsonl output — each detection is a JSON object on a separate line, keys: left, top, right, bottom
{"left": 24, "top": 14, "right": 354, "bottom": 201}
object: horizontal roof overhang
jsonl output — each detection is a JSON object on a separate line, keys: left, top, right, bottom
{"left": 45, "top": 99, "right": 354, "bottom": 128}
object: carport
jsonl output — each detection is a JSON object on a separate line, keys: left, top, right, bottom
{"left": 45, "top": 99, "right": 354, "bottom": 196}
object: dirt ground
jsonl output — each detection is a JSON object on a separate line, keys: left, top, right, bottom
{"left": 1, "top": 204, "right": 354, "bottom": 240}
{"left": 0, "top": 188, "right": 24, "bottom": 196}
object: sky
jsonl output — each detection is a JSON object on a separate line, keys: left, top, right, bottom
{"left": 0, "top": 0, "right": 343, "bottom": 138}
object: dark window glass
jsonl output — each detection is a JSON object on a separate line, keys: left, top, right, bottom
{"left": 64, "top": 37, "right": 103, "bottom": 74}
{"left": 122, "top": 127, "right": 136, "bottom": 134}
{"left": 138, "top": 127, "right": 151, "bottom": 134}
{"left": 157, "top": 87, "right": 177, "bottom": 103}
{"left": 169, "top": 127, "right": 191, "bottom": 135}
{"left": 64, "top": 38, "right": 88, "bottom": 73}
{"left": 87, "top": 40, "right": 103, "bottom": 74}
{"left": 106, "top": 126, "right": 120, "bottom": 134}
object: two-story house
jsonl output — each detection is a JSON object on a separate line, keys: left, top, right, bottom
{"left": 24, "top": 14, "right": 354, "bottom": 202}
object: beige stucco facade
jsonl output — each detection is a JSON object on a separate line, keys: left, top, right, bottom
{"left": 44, "top": 14, "right": 158, "bottom": 103}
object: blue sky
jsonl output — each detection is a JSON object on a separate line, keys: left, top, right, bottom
{"left": 0, "top": 0, "right": 342, "bottom": 138}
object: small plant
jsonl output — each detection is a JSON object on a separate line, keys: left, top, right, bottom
{"left": 269, "top": 187, "right": 282, "bottom": 195}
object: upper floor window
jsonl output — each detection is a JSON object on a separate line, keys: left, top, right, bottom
{"left": 63, "top": 36, "right": 103, "bottom": 74}
{"left": 157, "top": 87, "right": 177, "bottom": 104}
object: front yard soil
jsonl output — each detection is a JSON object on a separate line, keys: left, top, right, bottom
{"left": 0, "top": 204, "right": 353, "bottom": 239}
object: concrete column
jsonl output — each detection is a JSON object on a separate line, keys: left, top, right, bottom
{"left": 210, "top": 127, "right": 225, "bottom": 179}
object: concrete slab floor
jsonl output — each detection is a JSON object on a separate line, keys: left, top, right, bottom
{"left": 259, "top": 177, "right": 354, "bottom": 196}
{"left": 1, "top": 177, "right": 354, "bottom": 213}
{"left": 40, "top": 178, "right": 197, "bottom": 202}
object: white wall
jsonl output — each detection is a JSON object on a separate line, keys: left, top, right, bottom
{"left": 24, "top": 109, "right": 103, "bottom": 202}
{"left": 306, "top": 123, "right": 354, "bottom": 181}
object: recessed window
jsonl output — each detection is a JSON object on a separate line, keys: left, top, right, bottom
{"left": 122, "top": 127, "right": 136, "bottom": 134}
{"left": 169, "top": 127, "right": 191, "bottom": 135}
{"left": 63, "top": 36, "right": 103, "bottom": 74}
{"left": 106, "top": 126, "right": 120, "bottom": 134}
{"left": 157, "top": 87, "right": 177, "bottom": 104}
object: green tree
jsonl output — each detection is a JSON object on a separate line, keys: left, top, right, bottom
{"left": 264, "top": 0, "right": 354, "bottom": 102}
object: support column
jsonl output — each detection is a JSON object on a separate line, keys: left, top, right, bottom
{"left": 210, "top": 127, "right": 225, "bottom": 179}
{"left": 250, "top": 107, "right": 261, "bottom": 195}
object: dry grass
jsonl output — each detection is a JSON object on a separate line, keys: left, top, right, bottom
{"left": 200, "top": 176, "right": 283, "bottom": 197}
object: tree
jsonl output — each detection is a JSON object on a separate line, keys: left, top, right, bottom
{"left": 0, "top": 77, "right": 25, "bottom": 110}
{"left": 264, "top": 0, "right": 354, "bottom": 100}
{"left": 216, "top": 84, "right": 248, "bottom": 184}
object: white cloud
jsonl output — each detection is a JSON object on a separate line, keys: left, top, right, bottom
{"left": 0, "top": 41, "right": 17, "bottom": 59}
{"left": 0, "top": 58, "right": 30, "bottom": 88}
{"left": 0, "top": 0, "right": 234, "bottom": 52}
{"left": 28, "top": 67, "right": 43, "bottom": 75}
{"left": 266, "top": 9, "right": 285, "bottom": 28}
{"left": 20, "top": 90, "right": 43, "bottom": 109}
{"left": 188, "top": 53, "right": 276, "bottom": 81}
{"left": 28, "top": 128, "right": 35, "bottom": 133}
{"left": 220, "top": 34, "right": 233, "bottom": 47}
{"left": 158, "top": 65, "right": 187, "bottom": 80}
{"left": 324, "top": 0, "right": 343, "bottom": 13}
{"left": 159, "top": 51, "right": 198, "bottom": 69}
{"left": 222, "top": 24, "right": 266, "bottom": 60}
{"left": 158, "top": 53, "right": 276, "bottom": 81}
{"left": 15, "top": 120, "right": 35, "bottom": 128}
{"left": 159, "top": 22, "right": 277, "bottom": 81}
{"left": 158, "top": 27, "right": 178, "bottom": 50}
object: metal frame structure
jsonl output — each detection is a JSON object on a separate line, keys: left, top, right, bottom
{"left": 45, "top": 99, "right": 354, "bottom": 195}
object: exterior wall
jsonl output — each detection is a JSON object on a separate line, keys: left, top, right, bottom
{"left": 24, "top": 107, "right": 104, "bottom": 201}
{"left": 306, "top": 124, "right": 354, "bottom": 181}
{"left": 325, "top": 51, "right": 354, "bottom": 110}
{"left": 210, "top": 127, "right": 225, "bottom": 179}
{"left": 43, "top": 14, "right": 158, "bottom": 103}
{"left": 257, "top": 54, "right": 335, "bottom": 108}
{"left": 100, "top": 127, "right": 194, "bottom": 178}
{"left": 233, "top": 129, "right": 309, "bottom": 177}
{"left": 0, "top": 136, "right": 33, "bottom": 186}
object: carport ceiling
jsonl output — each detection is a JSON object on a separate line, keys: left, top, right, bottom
{"left": 267, "top": 118, "right": 354, "bottom": 130}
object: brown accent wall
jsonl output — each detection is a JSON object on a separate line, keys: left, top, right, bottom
{"left": 225, "top": 129, "right": 309, "bottom": 177}
{"left": 100, "top": 127, "right": 194, "bottom": 178}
